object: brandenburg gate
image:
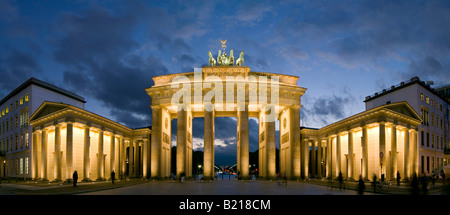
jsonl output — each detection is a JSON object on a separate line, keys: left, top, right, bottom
{"left": 146, "top": 46, "right": 306, "bottom": 180}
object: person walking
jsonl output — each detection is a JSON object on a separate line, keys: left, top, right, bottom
{"left": 396, "top": 171, "right": 401, "bottom": 186}
{"left": 111, "top": 170, "right": 116, "bottom": 184}
{"left": 442, "top": 171, "right": 446, "bottom": 185}
{"left": 73, "top": 170, "right": 78, "bottom": 188}
{"left": 410, "top": 173, "right": 419, "bottom": 195}
{"left": 358, "top": 176, "right": 365, "bottom": 195}
{"left": 338, "top": 171, "right": 344, "bottom": 190}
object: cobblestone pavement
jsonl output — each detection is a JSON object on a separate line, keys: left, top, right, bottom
{"left": 0, "top": 177, "right": 448, "bottom": 195}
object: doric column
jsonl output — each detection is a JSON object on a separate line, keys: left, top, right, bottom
{"left": 302, "top": 140, "right": 309, "bottom": 179}
{"left": 267, "top": 120, "right": 276, "bottom": 179}
{"left": 411, "top": 130, "right": 419, "bottom": 176}
{"left": 110, "top": 134, "right": 115, "bottom": 175}
{"left": 176, "top": 106, "right": 187, "bottom": 178}
{"left": 391, "top": 125, "right": 397, "bottom": 180}
{"left": 143, "top": 138, "right": 150, "bottom": 178}
{"left": 203, "top": 103, "right": 215, "bottom": 180}
{"left": 83, "top": 125, "right": 90, "bottom": 181}
{"left": 362, "top": 125, "right": 369, "bottom": 180}
{"left": 348, "top": 130, "right": 354, "bottom": 180}
{"left": 97, "top": 129, "right": 104, "bottom": 180}
{"left": 54, "top": 123, "right": 62, "bottom": 181}
{"left": 128, "top": 140, "right": 134, "bottom": 178}
{"left": 404, "top": 128, "right": 411, "bottom": 180}
{"left": 326, "top": 136, "right": 332, "bottom": 179}
{"left": 291, "top": 106, "right": 301, "bottom": 179}
{"left": 311, "top": 140, "right": 316, "bottom": 177}
{"left": 317, "top": 139, "right": 323, "bottom": 179}
{"left": 336, "top": 134, "right": 341, "bottom": 176}
{"left": 134, "top": 140, "right": 139, "bottom": 177}
{"left": 151, "top": 106, "right": 162, "bottom": 178}
{"left": 120, "top": 138, "right": 126, "bottom": 179}
{"left": 237, "top": 104, "right": 250, "bottom": 179}
{"left": 66, "top": 121, "right": 73, "bottom": 180}
{"left": 32, "top": 130, "right": 40, "bottom": 180}
{"left": 379, "top": 122, "right": 386, "bottom": 177}
{"left": 40, "top": 128, "right": 48, "bottom": 181}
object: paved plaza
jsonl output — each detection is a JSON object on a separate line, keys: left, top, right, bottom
{"left": 0, "top": 175, "right": 448, "bottom": 195}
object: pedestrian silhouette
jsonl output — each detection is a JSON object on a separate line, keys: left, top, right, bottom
{"left": 338, "top": 171, "right": 343, "bottom": 190}
{"left": 73, "top": 170, "right": 78, "bottom": 188}
{"left": 372, "top": 174, "right": 378, "bottom": 193}
{"left": 410, "top": 173, "right": 419, "bottom": 195}
{"left": 431, "top": 171, "right": 436, "bottom": 188}
{"left": 442, "top": 171, "right": 446, "bottom": 185}
{"left": 358, "top": 175, "right": 365, "bottom": 195}
{"left": 111, "top": 170, "right": 116, "bottom": 184}
{"left": 396, "top": 171, "right": 401, "bottom": 186}
{"left": 420, "top": 173, "right": 428, "bottom": 195}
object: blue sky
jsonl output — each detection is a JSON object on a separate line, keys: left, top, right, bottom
{"left": 1, "top": 0, "right": 449, "bottom": 165}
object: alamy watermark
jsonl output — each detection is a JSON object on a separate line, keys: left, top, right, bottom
{"left": 170, "top": 69, "right": 279, "bottom": 122}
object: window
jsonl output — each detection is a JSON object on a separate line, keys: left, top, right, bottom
{"left": 421, "top": 156, "right": 424, "bottom": 173}
{"left": 421, "top": 131, "right": 424, "bottom": 146}
{"left": 19, "top": 97, "right": 23, "bottom": 105}
{"left": 15, "top": 159, "right": 18, "bottom": 175}
{"left": 437, "top": 135, "right": 439, "bottom": 149}
{"left": 420, "top": 93, "right": 424, "bottom": 101}
{"left": 426, "top": 96, "right": 429, "bottom": 104}
{"left": 25, "top": 94, "right": 29, "bottom": 102}
{"left": 6, "top": 106, "right": 8, "bottom": 114}
{"left": 25, "top": 131, "right": 29, "bottom": 148}
{"left": 25, "top": 157, "right": 29, "bottom": 175}
{"left": 15, "top": 134, "right": 18, "bottom": 150}
{"left": 427, "top": 132, "right": 430, "bottom": 147}
{"left": 15, "top": 101, "right": 18, "bottom": 108}
{"left": 431, "top": 99, "right": 434, "bottom": 107}
{"left": 436, "top": 101, "right": 439, "bottom": 109}
{"left": 432, "top": 134, "right": 434, "bottom": 148}
{"left": 19, "top": 158, "right": 23, "bottom": 175}
{"left": 20, "top": 132, "right": 23, "bottom": 149}
{"left": 431, "top": 113, "right": 434, "bottom": 126}
{"left": 15, "top": 114, "right": 18, "bottom": 128}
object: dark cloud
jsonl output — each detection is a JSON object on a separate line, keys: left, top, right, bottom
{"left": 301, "top": 86, "right": 355, "bottom": 127}
{"left": 0, "top": 46, "right": 41, "bottom": 96}
{"left": 53, "top": 2, "right": 167, "bottom": 128}
{"left": 274, "top": 0, "right": 450, "bottom": 83}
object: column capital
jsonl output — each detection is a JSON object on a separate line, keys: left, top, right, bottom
{"left": 53, "top": 122, "right": 62, "bottom": 127}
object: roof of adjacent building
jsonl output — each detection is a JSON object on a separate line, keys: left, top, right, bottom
{"left": 0, "top": 77, "right": 86, "bottom": 106}
{"left": 364, "top": 76, "right": 449, "bottom": 105}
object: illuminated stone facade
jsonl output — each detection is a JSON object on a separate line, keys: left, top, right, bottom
{"left": 146, "top": 66, "right": 306, "bottom": 179}
{"left": 28, "top": 102, "right": 150, "bottom": 181}
{"left": 301, "top": 102, "right": 422, "bottom": 181}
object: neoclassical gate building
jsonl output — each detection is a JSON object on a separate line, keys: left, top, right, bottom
{"left": 146, "top": 66, "right": 306, "bottom": 179}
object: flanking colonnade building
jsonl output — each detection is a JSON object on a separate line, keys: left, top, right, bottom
{"left": 301, "top": 102, "right": 422, "bottom": 181}
{"left": 28, "top": 102, "right": 150, "bottom": 181}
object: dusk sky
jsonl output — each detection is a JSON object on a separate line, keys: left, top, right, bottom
{"left": 1, "top": 0, "right": 449, "bottom": 165}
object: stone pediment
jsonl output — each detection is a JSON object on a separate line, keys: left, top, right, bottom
{"left": 28, "top": 101, "right": 69, "bottom": 122}
{"left": 383, "top": 102, "right": 421, "bottom": 121}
